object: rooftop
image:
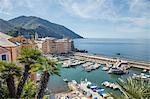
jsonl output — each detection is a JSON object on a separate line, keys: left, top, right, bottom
{"left": 0, "top": 46, "right": 10, "bottom": 54}
{"left": 0, "top": 32, "right": 12, "bottom": 39}
{"left": 0, "top": 37, "right": 17, "bottom": 47}
{"left": 0, "top": 32, "right": 17, "bottom": 47}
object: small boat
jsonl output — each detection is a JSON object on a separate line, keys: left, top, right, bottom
{"left": 98, "top": 91, "right": 108, "bottom": 98}
{"left": 87, "top": 83, "right": 97, "bottom": 89}
{"left": 108, "top": 67, "right": 126, "bottom": 75}
{"left": 102, "top": 67, "right": 110, "bottom": 71}
{"left": 83, "top": 62, "right": 93, "bottom": 67}
{"left": 109, "top": 83, "right": 115, "bottom": 88}
{"left": 132, "top": 73, "right": 150, "bottom": 81}
{"left": 143, "top": 69, "right": 147, "bottom": 72}
{"left": 63, "top": 78, "right": 68, "bottom": 82}
{"left": 92, "top": 87, "right": 104, "bottom": 92}
{"left": 112, "top": 85, "right": 119, "bottom": 89}
{"left": 102, "top": 81, "right": 110, "bottom": 87}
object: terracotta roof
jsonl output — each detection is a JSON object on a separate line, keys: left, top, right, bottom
{"left": 0, "top": 46, "right": 9, "bottom": 54}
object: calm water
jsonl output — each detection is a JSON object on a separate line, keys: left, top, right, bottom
{"left": 74, "top": 38, "right": 150, "bottom": 62}
{"left": 48, "top": 38, "right": 150, "bottom": 94}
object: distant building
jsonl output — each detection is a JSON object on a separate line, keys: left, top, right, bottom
{"left": 36, "top": 37, "right": 73, "bottom": 54}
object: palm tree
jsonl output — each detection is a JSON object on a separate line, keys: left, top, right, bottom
{"left": 0, "top": 77, "right": 9, "bottom": 98}
{"left": 36, "top": 57, "right": 60, "bottom": 99}
{"left": 16, "top": 48, "right": 42, "bottom": 98}
{"left": 0, "top": 61, "right": 21, "bottom": 98}
{"left": 110, "top": 77, "right": 150, "bottom": 99}
{"left": 21, "top": 79, "right": 37, "bottom": 98}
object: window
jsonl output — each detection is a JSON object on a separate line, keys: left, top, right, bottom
{"left": 2, "top": 55, "right": 7, "bottom": 60}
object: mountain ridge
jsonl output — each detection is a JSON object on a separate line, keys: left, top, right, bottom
{"left": 0, "top": 16, "right": 83, "bottom": 39}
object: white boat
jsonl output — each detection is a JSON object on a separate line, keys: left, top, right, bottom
{"left": 82, "top": 62, "right": 93, "bottom": 67}
{"left": 102, "top": 67, "right": 110, "bottom": 71}
{"left": 108, "top": 67, "right": 126, "bottom": 75}
{"left": 63, "top": 78, "right": 68, "bottom": 82}
{"left": 102, "top": 81, "right": 110, "bottom": 87}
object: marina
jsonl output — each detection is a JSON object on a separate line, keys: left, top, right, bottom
{"left": 55, "top": 80, "right": 111, "bottom": 99}
{"left": 60, "top": 52, "right": 150, "bottom": 74}
{"left": 47, "top": 39, "right": 150, "bottom": 97}
{"left": 48, "top": 63, "right": 149, "bottom": 95}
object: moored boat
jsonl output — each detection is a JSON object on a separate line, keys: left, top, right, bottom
{"left": 102, "top": 67, "right": 110, "bottom": 71}
{"left": 108, "top": 67, "right": 126, "bottom": 75}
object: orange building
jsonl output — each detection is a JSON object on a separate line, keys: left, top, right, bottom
{"left": 36, "top": 37, "right": 73, "bottom": 54}
{"left": 0, "top": 32, "right": 36, "bottom": 62}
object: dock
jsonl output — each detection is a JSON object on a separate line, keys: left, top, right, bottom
{"left": 74, "top": 53, "right": 150, "bottom": 70}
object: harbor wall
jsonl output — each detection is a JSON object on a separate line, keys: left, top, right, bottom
{"left": 74, "top": 53, "right": 150, "bottom": 70}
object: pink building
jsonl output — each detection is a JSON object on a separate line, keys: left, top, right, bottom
{"left": 0, "top": 46, "right": 11, "bottom": 61}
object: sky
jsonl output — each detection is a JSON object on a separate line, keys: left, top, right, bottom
{"left": 0, "top": 0, "right": 150, "bottom": 39}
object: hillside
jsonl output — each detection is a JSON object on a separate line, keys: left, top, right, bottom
{"left": 0, "top": 19, "right": 14, "bottom": 33}
{"left": 0, "top": 16, "right": 83, "bottom": 39}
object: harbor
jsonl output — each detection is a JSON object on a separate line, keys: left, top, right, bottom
{"left": 46, "top": 39, "right": 150, "bottom": 98}
{"left": 55, "top": 80, "right": 110, "bottom": 99}
{"left": 58, "top": 52, "right": 150, "bottom": 74}
{"left": 47, "top": 62, "right": 149, "bottom": 95}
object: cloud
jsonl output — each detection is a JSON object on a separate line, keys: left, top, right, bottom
{"left": 0, "top": 0, "right": 149, "bottom": 38}
{"left": 58, "top": 0, "right": 150, "bottom": 26}
{"left": 0, "top": 0, "right": 13, "bottom": 15}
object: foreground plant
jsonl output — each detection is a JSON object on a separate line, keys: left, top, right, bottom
{"left": 0, "top": 61, "right": 21, "bottom": 98}
{"left": 21, "top": 79, "right": 37, "bottom": 98}
{"left": 36, "top": 57, "right": 60, "bottom": 99}
{"left": 16, "top": 48, "right": 42, "bottom": 98}
{"left": 110, "top": 77, "right": 150, "bottom": 99}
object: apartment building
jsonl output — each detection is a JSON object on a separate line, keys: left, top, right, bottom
{"left": 36, "top": 37, "right": 73, "bottom": 54}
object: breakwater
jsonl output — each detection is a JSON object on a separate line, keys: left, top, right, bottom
{"left": 74, "top": 53, "right": 150, "bottom": 70}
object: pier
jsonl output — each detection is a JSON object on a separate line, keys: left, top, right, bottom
{"left": 74, "top": 53, "right": 150, "bottom": 70}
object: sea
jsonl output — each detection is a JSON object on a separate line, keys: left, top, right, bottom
{"left": 74, "top": 38, "right": 150, "bottom": 62}
{"left": 48, "top": 38, "right": 150, "bottom": 94}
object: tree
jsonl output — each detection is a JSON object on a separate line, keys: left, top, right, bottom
{"left": 110, "top": 77, "right": 150, "bottom": 99}
{"left": 0, "top": 77, "right": 9, "bottom": 98}
{"left": 0, "top": 61, "right": 21, "bottom": 98}
{"left": 16, "top": 48, "right": 42, "bottom": 98}
{"left": 21, "top": 79, "right": 37, "bottom": 98}
{"left": 36, "top": 57, "right": 60, "bottom": 99}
